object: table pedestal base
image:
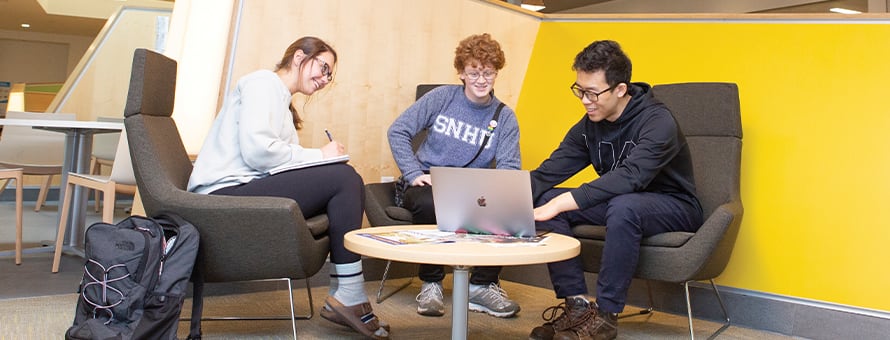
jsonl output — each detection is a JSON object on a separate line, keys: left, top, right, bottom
{"left": 452, "top": 265, "right": 471, "bottom": 340}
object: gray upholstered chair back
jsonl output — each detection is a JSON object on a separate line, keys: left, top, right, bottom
{"left": 123, "top": 49, "right": 329, "bottom": 283}
{"left": 652, "top": 83, "right": 742, "bottom": 219}
{"left": 123, "top": 49, "right": 192, "bottom": 203}
{"left": 650, "top": 82, "right": 743, "bottom": 281}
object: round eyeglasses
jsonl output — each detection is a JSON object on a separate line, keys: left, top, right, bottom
{"left": 315, "top": 57, "right": 332, "bottom": 82}
{"left": 570, "top": 83, "right": 613, "bottom": 102}
{"left": 465, "top": 70, "right": 498, "bottom": 81}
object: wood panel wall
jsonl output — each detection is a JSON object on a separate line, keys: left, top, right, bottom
{"left": 226, "top": 0, "right": 540, "bottom": 183}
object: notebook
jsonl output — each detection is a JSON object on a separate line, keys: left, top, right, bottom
{"left": 430, "top": 167, "right": 537, "bottom": 238}
{"left": 268, "top": 155, "right": 349, "bottom": 175}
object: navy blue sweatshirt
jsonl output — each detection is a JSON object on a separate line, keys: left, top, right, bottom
{"left": 531, "top": 83, "right": 699, "bottom": 210}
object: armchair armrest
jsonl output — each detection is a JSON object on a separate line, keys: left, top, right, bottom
{"left": 141, "top": 187, "right": 329, "bottom": 282}
{"left": 364, "top": 182, "right": 413, "bottom": 226}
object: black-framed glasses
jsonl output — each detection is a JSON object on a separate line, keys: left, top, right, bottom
{"left": 570, "top": 83, "right": 613, "bottom": 102}
{"left": 315, "top": 57, "right": 332, "bottom": 82}
{"left": 465, "top": 70, "right": 498, "bottom": 81}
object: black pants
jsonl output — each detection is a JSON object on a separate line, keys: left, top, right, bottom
{"left": 404, "top": 185, "right": 501, "bottom": 285}
{"left": 536, "top": 188, "right": 702, "bottom": 313}
{"left": 212, "top": 163, "right": 365, "bottom": 264}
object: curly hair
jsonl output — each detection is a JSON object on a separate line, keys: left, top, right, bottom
{"left": 453, "top": 33, "right": 506, "bottom": 72}
{"left": 572, "top": 40, "right": 631, "bottom": 88}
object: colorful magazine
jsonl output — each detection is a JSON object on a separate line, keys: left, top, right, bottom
{"left": 358, "top": 229, "right": 549, "bottom": 246}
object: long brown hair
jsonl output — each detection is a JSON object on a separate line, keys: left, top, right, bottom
{"left": 274, "top": 36, "right": 338, "bottom": 130}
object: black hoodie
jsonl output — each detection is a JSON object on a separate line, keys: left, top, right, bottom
{"left": 531, "top": 82, "right": 699, "bottom": 210}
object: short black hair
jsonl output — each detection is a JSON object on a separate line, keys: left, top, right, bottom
{"left": 572, "top": 40, "right": 632, "bottom": 88}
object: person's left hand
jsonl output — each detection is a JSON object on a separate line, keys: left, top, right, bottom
{"left": 533, "top": 191, "right": 579, "bottom": 221}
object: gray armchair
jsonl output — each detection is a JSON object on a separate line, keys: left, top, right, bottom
{"left": 123, "top": 48, "right": 330, "bottom": 339}
{"left": 572, "top": 82, "right": 743, "bottom": 339}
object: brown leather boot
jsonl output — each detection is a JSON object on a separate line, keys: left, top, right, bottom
{"left": 529, "top": 301, "right": 567, "bottom": 340}
{"left": 529, "top": 296, "right": 599, "bottom": 340}
{"left": 552, "top": 298, "right": 617, "bottom": 340}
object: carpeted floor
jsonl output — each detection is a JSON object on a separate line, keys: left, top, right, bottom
{"left": 0, "top": 278, "right": 793, "bottom": 339}
{"left": 0, "top": 201, "right": 797, "bottom": 339}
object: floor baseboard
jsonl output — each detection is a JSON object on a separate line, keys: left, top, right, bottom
{"left": 498, "top": 263, "right": 890, "bottom": 340}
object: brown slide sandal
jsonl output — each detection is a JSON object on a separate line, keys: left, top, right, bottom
{"left": 320, "top": 296, "right": 391, "bottom": 339}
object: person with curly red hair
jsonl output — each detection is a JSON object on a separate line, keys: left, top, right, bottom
{"left": 388, "top": 33, "right": 522, "bottom": 319}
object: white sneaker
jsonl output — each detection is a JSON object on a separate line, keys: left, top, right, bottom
{"left": 468, "top": 283, "right": 520, "bottom": 318}
{"left": 416, "top": 281, "right": 445, "bottom": 316}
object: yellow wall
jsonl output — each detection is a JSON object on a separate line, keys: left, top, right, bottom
{"left": 517, "top": 19, "right": 890, "bottom": 312}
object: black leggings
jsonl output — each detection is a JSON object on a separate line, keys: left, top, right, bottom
{"left": 212, "top": 163, "right": 365, "bottom": 264}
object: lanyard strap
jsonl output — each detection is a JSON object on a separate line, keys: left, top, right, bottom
{"left": 462, "top": 102, "right": 505, "bottom": 168}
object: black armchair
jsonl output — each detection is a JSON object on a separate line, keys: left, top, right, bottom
{"left": 572, "top": 82, "right": 744, "bottom": 339}
{"left": 123, "top": 49, "right": 330, "bottom": 339}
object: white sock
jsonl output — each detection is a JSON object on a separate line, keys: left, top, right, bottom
{"left": 331, "top": 261, "right": 368, "bottom": 306}
{"left": 469, "top": 283, "right": 488, "bottom": 294}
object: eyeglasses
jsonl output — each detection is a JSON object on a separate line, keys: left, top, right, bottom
{"left": 465, "top": 70, "right": 498, "bottom": 81}
{"left": 315, "top": 57, "right": 332, "bottom": 82}
{"left": 570, "top": 83, "right": 613, "bottom": 102}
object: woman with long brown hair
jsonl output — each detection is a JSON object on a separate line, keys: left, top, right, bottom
{"left": 188, "top": 36, "right": 389, "bottom": 339}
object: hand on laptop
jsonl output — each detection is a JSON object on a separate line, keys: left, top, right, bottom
{"left": 412, "top": 174, "right": 432, "bottom": 186}
{"left": 533, "top": 191, "right": 579, "bottom": 221}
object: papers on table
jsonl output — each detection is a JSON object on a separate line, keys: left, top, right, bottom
{"left": 357, "top": 229, "right": 550, "bottom": 247}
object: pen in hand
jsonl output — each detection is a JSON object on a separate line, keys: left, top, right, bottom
{"left": 324, "top": 129, "right": 333, "bottom": 142}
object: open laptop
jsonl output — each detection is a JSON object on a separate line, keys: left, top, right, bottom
{"left": 430, "top": 167, "right": 536, "bottom": 238}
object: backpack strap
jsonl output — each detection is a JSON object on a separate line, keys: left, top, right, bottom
{"left": 154, "top": 213, "right": 193, "bottom": 230}
{"left": 187, "top": 268, "right": 204, "bottom": 339}
{"left": 461, "top": 102, "right": 505, "bottom": 168}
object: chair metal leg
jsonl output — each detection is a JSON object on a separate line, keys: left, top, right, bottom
{"left": 683, "top": 279, "right": 731, "bottom": 340}
{"left": 376, "top": 260, "right": 413, "bottom": 303}
{"left": 707, "top": 279, "right": 731, "bottom": 339}
{"left": 619, "top": 279, "right": 654, "bottom": 319}
{"left": 286, "top": 278, "right": 298, "bottom": 340}
{"left": 182, "top": 278, "right": 314, "bottom": 339}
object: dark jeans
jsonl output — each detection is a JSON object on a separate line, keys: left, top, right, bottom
{"left": 535, "top": 188, "right": 702, "bottom": 313}
{"left": 404, "top": 185, "right": 502, "bottom": 285}
{"left": 212, "top": 163, "right": 365, "bottom": 264}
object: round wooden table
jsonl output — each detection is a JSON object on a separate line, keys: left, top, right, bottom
{"left": 345, "top": 225, "right": 580, "bottom": 340}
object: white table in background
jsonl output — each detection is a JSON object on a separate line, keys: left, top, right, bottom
{"left": 344, "top": 225, "right": 580, "bottom": 340}
{"left": 0, "top": 118, "right": 123, "bottom": 256}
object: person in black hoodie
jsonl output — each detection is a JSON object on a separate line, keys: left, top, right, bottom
{"left": 528, "top": 40, "right": 703, "bottom": 340}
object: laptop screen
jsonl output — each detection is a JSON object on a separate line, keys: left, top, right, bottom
{"left": 430, "top": 167, "right": 536, "bottom": 237}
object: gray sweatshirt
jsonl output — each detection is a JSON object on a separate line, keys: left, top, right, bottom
{"left": 388, "top": 85, "right": 521, "bottom": 183}
{"left": 187, "top": 70, "right": 324, "bottom": 194}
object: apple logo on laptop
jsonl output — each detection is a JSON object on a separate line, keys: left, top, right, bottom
{"left": 477, "top": 196, "right": 487, "bottom": 207}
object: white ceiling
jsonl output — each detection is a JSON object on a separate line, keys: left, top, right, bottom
{"left": 0, "top": 0, "right": 876, "bottom": 38}
{"left": 0, "top": 0, "right": 171, "bottom": 37}
{"left": 0, "top": 0, "right": 106, "bottom": 36}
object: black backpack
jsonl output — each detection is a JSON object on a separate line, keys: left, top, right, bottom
{"left": 66, "top": 214, "right": 199, "bottom": 340}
